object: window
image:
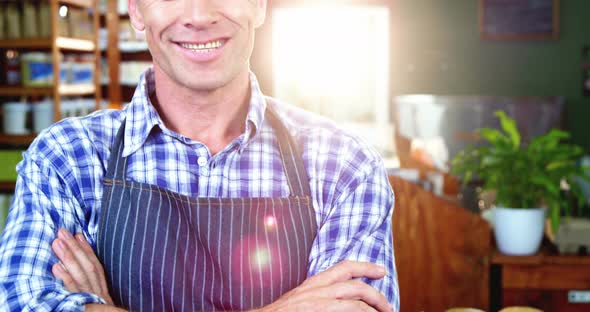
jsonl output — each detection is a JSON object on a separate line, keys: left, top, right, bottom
{"left": 271, "top": 6, "right": 393, "bottom": 158}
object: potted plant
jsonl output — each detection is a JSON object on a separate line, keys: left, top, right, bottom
{"left": 451, "top": 111, "right": 590, "bottom": 255}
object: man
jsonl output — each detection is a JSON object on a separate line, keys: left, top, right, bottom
{"left": 0, "top": 0, "right": 399, "bottom": 311}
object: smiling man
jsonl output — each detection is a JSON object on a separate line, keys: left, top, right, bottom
{"left": 0, "top": 0, "right": 399, "bottom": 311}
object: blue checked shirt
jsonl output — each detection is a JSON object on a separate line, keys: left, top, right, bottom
{"left": 0, "top": 69, "right": 398, "bottom": 311}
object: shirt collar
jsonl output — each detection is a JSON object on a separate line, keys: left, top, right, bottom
{"left": 122, "top": 68, "right": 267, "bottom": 157}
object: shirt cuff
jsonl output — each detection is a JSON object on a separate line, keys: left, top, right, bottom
{"left": 54, "top": 292, "right": 107, "bottom": 312}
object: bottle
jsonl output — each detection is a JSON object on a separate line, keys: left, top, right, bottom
{"left": 5, "top": 50, "right": 21, "bottom": 85}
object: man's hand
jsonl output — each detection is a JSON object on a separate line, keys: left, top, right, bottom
{"left": 257, "top": 260, "right": 394, "bottom": 312}
{"left": 51, "top": 228, "right": 114, "bottom": 306}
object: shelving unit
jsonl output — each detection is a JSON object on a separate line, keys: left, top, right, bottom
{"left": 105, "top": 0, "right": 122, "bottom": 107}
{"left": 104, "top": 0, "right": 152, "bottom": 107}
{"left": 49, "top": 0, "right": 102, "bottom": 121}
{"left": 0, "top": 0, "right": 102, "bottom": 190}
{"left": 0, "top": 0, "right": 102, "bottom": 123}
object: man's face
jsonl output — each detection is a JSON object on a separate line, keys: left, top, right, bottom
{"left": 129, "top": 0, "right": 267, "bottom": 91}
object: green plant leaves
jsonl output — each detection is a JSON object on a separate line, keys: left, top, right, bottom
{"left": 451, "top": 110, "right": 590, "bottom": 232}
{"left": 495, "top": 110, "right": 520, "bottom": 148}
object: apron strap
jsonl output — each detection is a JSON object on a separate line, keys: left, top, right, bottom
{"left": 265, "top": 106, "right": 312, "bottom": 198}
{"left": 105, "top": 119, "right": 129, "bottom": 180}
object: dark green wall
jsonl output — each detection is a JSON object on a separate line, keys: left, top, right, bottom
{"left": 390, "top": 0, "right": 590, "bottom": 151}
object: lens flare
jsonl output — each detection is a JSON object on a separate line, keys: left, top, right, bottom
{"left": 264, "top": 215, "right": 276, "bottom": 230}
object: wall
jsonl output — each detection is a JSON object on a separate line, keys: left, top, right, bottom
{"left": 253, "top": 0, "right": 590, "bottom": 151}
{"left": 389, "top": 0, "right": 590, "bottom": 151}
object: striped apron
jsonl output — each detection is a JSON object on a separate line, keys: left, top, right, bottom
{"left": 96, "top": 108, "right": 317, "bottom": 311}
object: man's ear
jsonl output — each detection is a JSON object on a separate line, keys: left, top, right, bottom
{"left": 128, "top": 0, "right": 146, "bottom": 31}
{"left": 254, "top": 0, "right": 267, "bottom": 28}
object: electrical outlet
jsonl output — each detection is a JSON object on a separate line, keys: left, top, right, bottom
{"left": 568, "top": 290, "right": 590, "bottom": 303}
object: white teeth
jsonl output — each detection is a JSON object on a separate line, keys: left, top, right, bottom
{"left": 180, "top": 40, "right": 223, "bottom": 51}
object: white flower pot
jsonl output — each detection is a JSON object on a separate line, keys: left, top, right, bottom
{"left": 493, "top": 207, "right": 546, "bottom": 255}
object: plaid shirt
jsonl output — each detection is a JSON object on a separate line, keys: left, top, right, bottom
{"left": 0, "top": 69, "right": 398, "bottom": 312}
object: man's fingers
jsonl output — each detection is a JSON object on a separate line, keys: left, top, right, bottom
{"left": 75, "top": 233, "right": 114, "bottom": 305}
{"left": 52, "top": 262, "right": 79, "bottom": 293}
{"left": 322, "top": 280, "right": 391, "bottom": 312}
{"left": 302, "top": 260, "right": 386, "bottom": 289}
{"left": 53, "top": 232, "right": 97, "bottom": 293}
{"left": 74, "top": 233, "right": 111, "bottom": 297}
{"left": 58, "top": 229, "right": 105, "bottom": 294}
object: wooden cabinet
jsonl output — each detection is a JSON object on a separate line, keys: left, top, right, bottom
{"left": 389, "top": 176, "right": 492, "bottom": 311}
{"left": 491, "top": 248, "right": 590, "bottom": 311}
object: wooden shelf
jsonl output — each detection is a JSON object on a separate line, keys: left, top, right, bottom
{"left": 0, "top": 134, "right": 37, "bottom": 146}
{"left": 0, "top": 86, "right": 53, "bottom": 96}
{"left": 0, "top": 84, "right": 97, "bottom": 97}
{"left": 0, "top": 38, "right": 52, "bottom": 49}
{"left": 491, "top": 248, "right": 590, "bottom": 266}
{"left": 59, "top": 0, "right": 93, "bottom": 9}
{"left": 0, "top": 37, "right": 95, "bottom": 51}
{"left": 59, "top": 83, "right": 95, "bottom": 96}
{"left": 56, "top": 37, "right": 96, "bottom": 51}
{"left": 0, "top": 181, "right": 16, "bottom": 192}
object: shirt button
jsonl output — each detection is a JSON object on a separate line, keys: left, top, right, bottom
{"left": 197, "top": 156, "right": 208, "bottom": 167}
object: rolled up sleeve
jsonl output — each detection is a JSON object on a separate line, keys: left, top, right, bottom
{"left": 0, "top": 153, "right": 104, "bottom": 311}
{"left": 307, "top": 159, "right": 399, "bottom": 312}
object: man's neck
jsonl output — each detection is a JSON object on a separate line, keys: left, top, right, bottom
{"left": 151, "top": 68, "right": 251, "bottom": 155}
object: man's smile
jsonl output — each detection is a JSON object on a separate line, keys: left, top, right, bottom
{"left": 176, "top": 39, "right": 227, "bottom": 53}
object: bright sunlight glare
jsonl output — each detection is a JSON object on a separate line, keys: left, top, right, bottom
{"left": 272, "top": 6, "right": 390, "bottom": 124}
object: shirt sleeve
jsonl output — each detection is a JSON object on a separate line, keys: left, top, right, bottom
{"left": 307, "top": 159, "right": 399, "bottom": 312}
{"left": 0, "top": 151, "right": 105, "bottom": 312}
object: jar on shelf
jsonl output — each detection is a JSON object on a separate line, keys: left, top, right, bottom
{"left": 4, "top": 50, "right": 21, "bottom": 85}
{"left": 21, "top": 52, "right": 53, "bottom": 87}
{"left": 3, "top": 101, "right": 31, "bottom": 135}
{"left": 0, "top": 2, "right": 5, "bottom": 40}
{"left": 38, "top": 1, "right": 51, "bottom": 38}
{"left": 22, "top": 0, "right": 39, "bottom": 39}
{"left": 4, "top": 2, "right": 22, "bottom": 39}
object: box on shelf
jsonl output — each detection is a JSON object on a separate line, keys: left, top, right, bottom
{"left": 0, "top": 3, "right": 5, "bottom": 40}
{"left": 4, "top": 3, "right": 22, "bottom": 39}
{"left": 22, "top": 0, "right": 39, "bottom": 39}
{"left": 69, "top": 8, "right": 94, "bottom": 40}
{"left": 21, "top": 53, "right": 53, "bottom": 87}
{"left": 38, "top": 2, "right": 51, "bottom": 39}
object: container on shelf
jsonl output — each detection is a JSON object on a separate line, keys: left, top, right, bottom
{"left": 0, "top": 2, "right": 5, "bottom": 40}
{"left": 38, "top": 2, "right": 51, "bottom": 38}
{"left": 22, "top": 0, "right": 39, "bottom": 39}
{"left": 32, "top": 98, "right": 53, "bottom": 133}
{"left": 58, "top": 5, "right": 70, "bottom": 37}
{"left": 21, "top": 53, "right": 53, "bottom": 87}
{"left": 4, "top": 50, "right": 21, "bottom": 85}
{"left": 3, "top": 102, "right": 31, "bottom": 135}
{"left": 71, "top": 62, "right": 95, "bottom": 84}
{"left": 4, "top": 2, "right": 22, "bottom": 39}
{"left": 69, "top": 8, "right": 93, "bottom": 40}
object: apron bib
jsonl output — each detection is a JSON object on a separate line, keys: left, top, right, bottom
{"left": 96, "top": 108, "right": 317, "bottom": 311}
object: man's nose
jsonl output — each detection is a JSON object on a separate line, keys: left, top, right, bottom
{"left": 181, "top": 0, "right": 219, "bottom": 29}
